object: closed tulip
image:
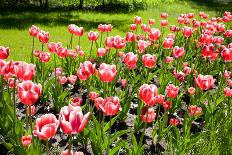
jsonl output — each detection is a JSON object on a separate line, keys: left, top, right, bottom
{"left": 88, "top": 31, "right": 98, "bottom": 41}
{"left": 99, "top": 96, "right": 120, "bottom": 116}
{"left": 141, "top": 107, "right": 156, "bottom": 123}
{"left": 142, "top": 54, "right": 156, "bottom": 68}
{"left": 169, "top": 118, "right": 179, "bottom": 126}
{"left": 29, "top": 25, "right": 39, "bottom": 37}
{"left": 77, "top": 61, "right": 95, "bottom": 81}
{"left": 188, "top": 105, "right": 202, "bottom": 116}
{"left": 166, "top": 84, "right": 179, "bottom": 98}
{"left": 123, "top": 52, "right": 138, "bottom": 69}
{"left": 139, "top": 84, "right": 158, "bottom": 106}
{"left": 172, "top": 46, "right": 185, "bottom": 58}
{"left": 21, "top": 135, "right": 32, "bottom": 148}
{"left": 221, "top": 48, "right": 232, "bottom": 62}
{"left": 0, "top": 46, "right": 10, "bottom": 60}
{"left": 37, "top": 30, "right": 49, "bottom": 43}
{"left": 70, "top": 97, "right": 83, "bottom": 107}
{"left": 98, "top": 63, "right": 117, "bottom": 82}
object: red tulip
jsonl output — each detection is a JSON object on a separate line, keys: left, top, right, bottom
{"left": 0, "top": 46, "right": 10, "bottom": 60}
{"left": 134, "top": 16, "right": 142, "bottom": 24}
{"left": 224, "top": 30, "right": 232, "bottom": 38}
{"left": 188, "top": 13, "right": 194, "bottom": 18}
{"left": 123, "top": 52, "right": 138, "bottom": 69}
{"left": 18, "top": 80, "right": 42, "bottom": 105}
{"left": 8, "top": 78, "right": 18, "bottom": 89}
{"left": 37, "top": 30, "right": 49, "bottom": 43}
{"left": 178, "top": 16, "right": 185, "bottom": 24}
{"left": 59, "top": 105, "right": 90, "bottom": 134}
{"left": 33, "top": 50, "right": 40, "bottom": 57}
{"left": 61, "top": 150, "right": 84, "bottom": 155}
{"left": 29, "top": 25, "right": 39, "bottom": 37}
{"left": 33, "top": 114, "right": 59, "bottom": 140}
{"left": 113, "top": 35, "right": 126, "bottom": 49}
{"left": 98, "top": 96, "right": 120, "bottom": 116}
{"left": 70, "top": 97, "right": 83, "bottom": 107}
{"left": 39, "top": 52, "right": 50, "bottom": 63}
{"left": 163, "top": 37, "right": 174, "bottom": 49}
{"left": 57, "top": 47, "right": 68, "bottom": 58}
{"left": 77, "top": 61, "right": 95, "bottom": 81}
{"left": 172, "top": 46, "right": 185, "bottom": 58}
{"left": 161, "top": 12, "right": 168, "bottom": 18}
{"left": 228, "top": 79, "right": 232, "bottom": 87}
{"left": 201, "top": 44, "right": 215, "bottom": 58}
{"left": 165, "top": 56, "right": 174, "bottom": 63}
{"left": 27, "top": 105, "right": 36, "bottom": 116}
{"left": 174, "top": 71, "right": 185, "bottom": 82}
{"left": 149, "top": 19, "right": 155, "bottom": 25}
{"left": 188, "top": 105, "right": 202, "bottom": 116}
{"left": 105, "top": 36, "right": 114, "bottom": 48}
{"left": 139, "top": 84, "right": 158, "bottom": 106}
{"left": 224, "top": 70, "right": 231, "bottom": 79}
{"left": 88, "top": 31, "right": 98, "bottom": 41}
{"left": 221, "top": 48, "right": 232, "bottom": 62}
{"left": 121, "top": 79, "right": 127, "bottom": 87}
{"left": 67, "top": 75, "right": 77, "bottom": 85}
{"left": 213, "top": 36, "right": 224, "bottom": 45}
{"left": 126, "top": 32, "right": 135, "bottom": 42}
{"left": 142, "top": 54, "right": 156, "bottom": 68}
{"left": 141, "top": 24, "right": 150, "bottom": 32}
{"left": 48, "top": 42, "right": 62, "bottom": 53}
{"left": 188, "top": 87, "right": 195, "bottom": 95}
{"left": 16, "top": 62, "right": 36, "bottom": 81}
{"left": 161, "top": 20, "right": 168, "bottom": 27}
{"left": 97, "top": 48, "right": 107, "bottom": 57}
{"left": 183, "top": 66, "right": 191, "bottom": 75}
{"left": 98, "top": 63, "right": 117, "bottom": 82}
{"left": 54, "top": 67, "right": 63, "bottom": 76}
{"left": 141, "top": 107, "right": 156, "bottom": 123}
{"left": 166, "top": 84, "right": 179, "bottom": 98}
{"left": 216, "top": 24, "right": 225, "bottom": 32}
{"left": 162, "top": 100, "right": 172, "bottom": 110}
{"left": 130, "top": 24, "right": 137, "bottom": 31}
{"left": 224, "top": 87, "right": 232, "bottom": 97}
{"left": 228, "top": 43, "right": 232, "bottom": 48}
{"left": 105, "top": 24, "right": 113, "bottom": 32}
{"left": 138, "top": 40, "right": 151, "bottom": 53}
{"left": 89, "top": 91, "right": 99, "bottom": 100}
{"left": 169, "top": 118, "right": 179, "bottom": 126}
{"left": 182, "top": 26, "right": 193, "bottom": 38}
{"left": 98, "top": 24, "right": 112, "bottom": 33}
{"left": 68, "top": 24, "right": 84, "bottom": 36}
{"left": 149, "top": 28, "right": 161, "bottom": 41}
{"left": 94, "top": 97, "right": 104, "bottom": 110}
{"left": 194, "top": 74, "right": 215, "bottom": 90}
{"left": 200, "top": 34, "right": 213, "bottom": 44}
{"left": 21, "top": 135, "right": 32, "bottom": 148}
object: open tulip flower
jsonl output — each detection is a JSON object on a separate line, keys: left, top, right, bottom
{"left": 96, "top": 96, "right": 120, "bottom": 116}
{"left": 33, "top": 114, "right": 59, "bottom": 140}
{"left": 98, "top": 63, "right": 117, "bottom": 82}
{"left": 59, "top": 105, "right": 90, "bottom": 134}
{"left": 194, "top": 74, "right": 215, "bottom": 90}
{"left": 18, "top": 80, "right": 42, "bottom": 105}
{"left": 77, "top": 61, "right": 95, "bottom": 81}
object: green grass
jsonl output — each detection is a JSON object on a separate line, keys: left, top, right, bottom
{"left": 0, "top": 0, "right": 231, "bottom": 62}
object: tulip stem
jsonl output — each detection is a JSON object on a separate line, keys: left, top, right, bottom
{"left": 106, "top": 116, "right": 112, "bottom": 155}
{"left": 68, "top": 135, "right": 72, "bottom": 155}
{"left": 70, "top": 34, "right": 73, "bottom": 49}
{"left": 28, "top": 105, "right": 34, "bottom": 140}
{"left": 100, "top": 32, "right": 103, "bottom": 47}
{"left": 54, "top": 54, "right": 57, "bottom": 86}
{"left": 138, "top": 109, "right": 148, "bottom": 153}
{"left": 46, "top": 139, "right": 49, "bottom": 155}
{"left": 13, "top": 78, "right": 16, "bottom": 135}
{"left": 31, "top": 37, "right": 35, "bottom": 64}
{"left": 78, "top": 36, "right": 81, "bottom": 46}
{"left": 89, "top": 41, "right": 94, "bottom": 59}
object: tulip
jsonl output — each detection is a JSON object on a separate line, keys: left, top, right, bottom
{"left": 182, "top": 26, "right": 193, "bottom": 38}
{"left": 188, "top": 105, "right": 202, "bottom": 116}
{"left": 77, "top": 61, "right": 95, "bottom": 81}
{"left": 161, "top": 20, "right": 168, "bottom": 27}
{"left": 16, "top": 62, "right": 36, "bottom": 81}
{"left": 61, "top": 150, "right": 84, "bottom": 155}
{"left": 221, "top": 48, "right": 232, "bottom": 62}
{"left": 33, "top": 50, "right": 40, "bottom": 57}
{"left": 141, "top": 24, "right": 150, "bottom": 32}
{"left": 29, "top": 25, "right": 39, "bottom": 37}
{"left": 163, "top": 38, "right": 174, "bottom": 49}
{"left": 130, "top": 24, "right": 137, "bottom": 31}
{"left": 166, "top": 56, "right": 174, "bottom": 63}
{"left": 174, "top": 71, "right": 185, "bottom": 82}
{"left": 8, "top": 78, "right": 18, "bottom": 89}
{"left": 201, "top": 44, "right": 215, "bottom": 58}
{"left": 224, "top": 70, "right": 231, "bottom": 79}
{"left": 98, "top": 63, "right": 117, "bottom": 82}
{"left": 126, "top": 32, "right": 135, "bottom": 42}
{"left": 142, "top": 54, "right": 156, "bottom": 68}
{"left": 169, "top": 118, "right": 179, "bottom": 126}
{"left": 149, "top": 28, "right": 161, "bottom": 41}
{"left": 161, "top": 12, "right": 168, "bottom": 18}
{"left": 138, "top": 40, "right": 151, "bottom": 53}
{"left": 0, "top": 46, "right": 10, "bottom": 60}
{"left": 139, "top": 84, "right": 158, "bottom": 106}
{"left": 70, "top": 97, "right": 83, "bottom": 107}
{"left": 194, "top": 74, "right": 215, "bottom": 90}
{"left": 172, "top": 46, "right": 185, "bottom": 58}
{"left": 67, "top": 75, "right": 77, "bottom": 85}
{"left": 59, "top": 105, "right": 90, "bottom": 134}
{"left": 18, "top": 80, "right": 42, "bottom": 105}
{"left": 48, "top": 42, "right": 62, "bottom": 53}
{"left": 213, "top": 36, "right": 224, "bottom": 45}
{"left": 88, "top": 31, "right": 98, "bottom": 41}
{"left": 224, "top": 87, "right": 232, "bottom": 97}
{"left": 227, "top": 80, "right": 232, "bottom": 87}
{"left": 141, "top": 107, "right": 156, "bottom": 123}
{"left": 166, "top": 84, "right": 179, "bottom": 98}
{"left": 121, "top": 79, "right": 127, "bottom": 87}
{"left": 98, "top": 96, "right": 120, "bottom": 116}
{"left": 89, "top": 91, "right": 99, "bottom": 100}
{"left": 97, "top": 48, "right": 107, "bottom": 57}
{"left": 37, "top": 30, "right": 49, "bottom": 44}
{"left": 149, "top": 19, "right": 155, "bottom": 25}
{"left": 113, "top": 35, "right": 126, "bottom": 49}
{"left": 105, "top": 36, "right": 114, "bottom": 48}
{"left": 123, "top": 52, "right": 138, "bottom": 70}
{"left": 57, "top": 47, "right": 68, "bottom": 59}
{"left": 188, "top": 87, "right": 195, "bottom": 95}
{"left": 162, "top": 100, "right": 172, "bottom": 110}
{"left": 33, "top": 114, "right": 59, "bottom": 140}
{"left": 183, "top": 66, "right": 191, "bottom": 75}
{"left": 21, "top": 135, "right": 32, "bottom": 148}
{"left": 39, "top": 52, "right": 50, "bottom": 63}
{"left": 134, "top": 16, "right": 142, "bottom": 24}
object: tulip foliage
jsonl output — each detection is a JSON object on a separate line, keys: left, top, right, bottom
{"left": 0, "top": 11, "right": 232, "bottom": 155}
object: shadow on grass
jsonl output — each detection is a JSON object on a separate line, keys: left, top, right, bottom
{"left": 0, "top": 6, "right": 132, "bottom": 31}
{"left": 187, "top": 0, "right": 232, "bottom": 16}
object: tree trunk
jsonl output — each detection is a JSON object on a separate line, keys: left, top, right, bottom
{"left": 45, "top": 0, "right": 48, "bottom": 8}
{"left": 102, "top": 0, "right": 104, "bottom": 6}
{"left": 79, "top": 0, "right": 83, "bottom": 9}
{"left": 39, "top": 0, "right": 43, "bottom": 7}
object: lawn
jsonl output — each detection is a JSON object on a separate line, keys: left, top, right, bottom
{"left": 0, "top": 0, "right": 231, "bottom": 61}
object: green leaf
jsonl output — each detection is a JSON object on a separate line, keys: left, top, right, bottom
{"left": 103, "top": 115, "right": 119, "bottom": 132}
{"left": 216, "top": 95, "right": 224, "bottom": 106}
{"left": 131, "top": 134, "right": 138, "bottom": 153}
{"left": 110, "top": 130, "right": 128, "bottom": 144}
{"left": 109, "top": 140, "right": 126, "bottom": 155}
